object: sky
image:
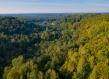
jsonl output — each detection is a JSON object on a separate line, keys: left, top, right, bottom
{"left": 0, "top": 0, "right": 109, "bottom": 14}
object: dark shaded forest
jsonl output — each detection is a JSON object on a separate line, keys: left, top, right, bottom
{"left": 0, "top": 14, "right": 109, "bottom": 79}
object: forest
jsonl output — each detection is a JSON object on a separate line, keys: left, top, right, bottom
{"left": 0, "top": 13, "right": 109, "bottom": 79}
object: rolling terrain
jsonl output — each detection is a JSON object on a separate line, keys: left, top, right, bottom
{"left": 0, "top": 14, "right": 109, "bottom": 79}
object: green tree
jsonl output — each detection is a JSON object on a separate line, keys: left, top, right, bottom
{"left": 45, "top": 69, "right": 60, "bottom": 79}
{"left": 41, "top": 31, "right": 49, "bottom": 40}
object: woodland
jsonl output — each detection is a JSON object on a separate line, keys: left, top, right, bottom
{"left": 0, "top": 13, "right": 109, "bottom": 79}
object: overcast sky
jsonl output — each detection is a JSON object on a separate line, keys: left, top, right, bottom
{"left": 0, "top": 0, "right": 109, "bottom": 13}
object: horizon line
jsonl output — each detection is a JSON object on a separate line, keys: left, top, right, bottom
{"left": 0, "top": 12, "right": 109, "bottom": 14}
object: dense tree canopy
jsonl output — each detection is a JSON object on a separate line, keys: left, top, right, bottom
{"left": 0, "top": 14, "right": 109, "bottom": 79}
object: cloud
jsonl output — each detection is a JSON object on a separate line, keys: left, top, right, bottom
{"left": 89, "top": 3, "right": 109, "bottom": 7}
